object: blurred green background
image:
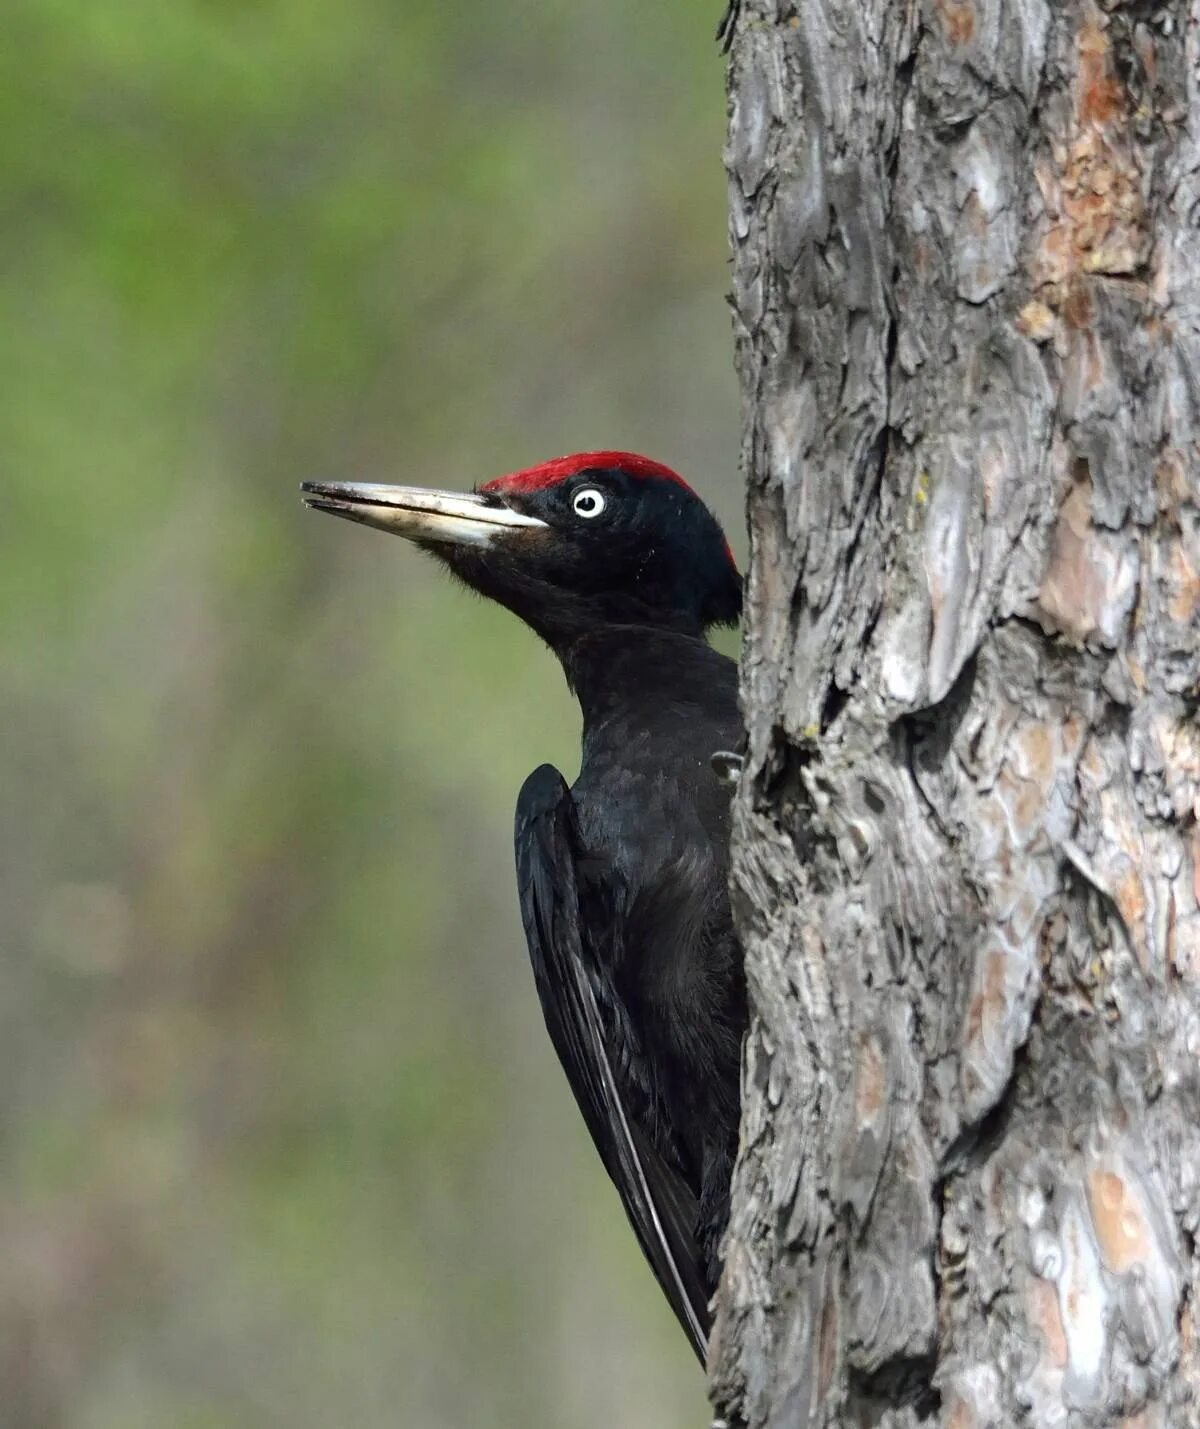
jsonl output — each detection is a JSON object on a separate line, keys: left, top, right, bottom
{"left": 1, "top": 3, "right": 740, "bottom": 1425}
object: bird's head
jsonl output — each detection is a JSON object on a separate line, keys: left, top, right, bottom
{"left": 302, "top": 452, "right": 741, "bottom": 643}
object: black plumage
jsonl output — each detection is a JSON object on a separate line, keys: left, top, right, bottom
{"left": 302, "top": 453, "right": 746, "bottom": 1364}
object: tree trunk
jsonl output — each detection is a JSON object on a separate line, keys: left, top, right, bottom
{"left": 713, "top": 2, "right": 1200, "bottom": 1425}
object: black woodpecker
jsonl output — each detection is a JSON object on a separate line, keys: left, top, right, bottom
{"left": 302, "top": 452, "right": 745, "bottom": 1364}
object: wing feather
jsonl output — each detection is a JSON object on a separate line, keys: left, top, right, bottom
{"left": 514, "top": 763, "right": 711, "bottom": 1364}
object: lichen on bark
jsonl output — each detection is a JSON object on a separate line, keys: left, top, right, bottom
{"left": 714, "top": 2, "right": 1200, "bottom": 1425}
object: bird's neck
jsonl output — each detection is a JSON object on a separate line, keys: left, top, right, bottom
{"left": 556, "top": 624, "right": 731, "bottom": 730}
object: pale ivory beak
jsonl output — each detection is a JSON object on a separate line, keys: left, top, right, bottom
{"left": 300, "top": 481, "right": 548, "bottom": 546}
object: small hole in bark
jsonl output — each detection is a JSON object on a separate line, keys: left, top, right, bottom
{"left": 890, "top": 653, "right": 978, "bottom": 828}
{"left": 821, "top": 680, "right": 849, "bottom": 732}
{"left": 848, "top": 1355, "right": 940, "bottom": 1421}
{"left": 931, "top": 114, "right": 974, "bottom": 144}
{"left": 940, "top": 1034, "right": 1029, "bottom": 1177}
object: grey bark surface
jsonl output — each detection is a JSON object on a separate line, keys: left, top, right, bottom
{"left": 714, "top": 2, "right": 1200, "bottom": 1425}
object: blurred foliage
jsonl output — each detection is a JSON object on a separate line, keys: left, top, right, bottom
{"left": 0, "top": 1, "right": 740, "bottom": 1425}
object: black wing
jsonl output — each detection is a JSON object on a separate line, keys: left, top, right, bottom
{"left": 514, "top": 763, "right": 712, "bottom": 1364}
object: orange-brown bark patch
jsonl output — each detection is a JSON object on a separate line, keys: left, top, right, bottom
{"left": 1028, "top": 6, "right": 1145, "bottom": 313}
{"left": 1114, "top": 866, "right": 1149, "bottom": 968}
{"left": 945, "top": 1398, "right": 976, "bottom": 1429}
{"left": 1063, "top": 280, "right": 1094, "bottom": 330}
{"left": 937, "top": 0, "right": 976, "bottom": 45}
{"left": 1038, "top": 479, "right": 1104, "bottom": 640}
{"left": 964, "top": 947, "right": 1011, "bottom": 1066}
{"left": 1029, "top": 1277, "right": 1069, "bottom": 1368}
{"left": 1169, "top": 539, "right": 1199, "bottom": 623}
{"left": 1016, "top": 300, "right": 1057, "bottom": 342}
{"left": 1078, "top": 16, "right": 1125, "bottom": 126}
{"left": 855, "top": 1033, "right": 886, "bottom": 1123}
{"left": 963, "top": 189, "right": 988, "bottom": 237}
{"left": 1089, "top": 1169, "right": 1151, "bottom": 1272}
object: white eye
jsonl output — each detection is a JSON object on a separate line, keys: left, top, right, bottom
{"left": 572, "top": 487, "right": 607, "bottom": 519}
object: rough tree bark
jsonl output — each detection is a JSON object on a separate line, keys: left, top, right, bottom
{"left": 713, "top": 2, "right": 1200, "bottom": 1426}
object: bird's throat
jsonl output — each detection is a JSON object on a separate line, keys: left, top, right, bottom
{"left": 559, "top": 626, "right": 736, "bottom": 731}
